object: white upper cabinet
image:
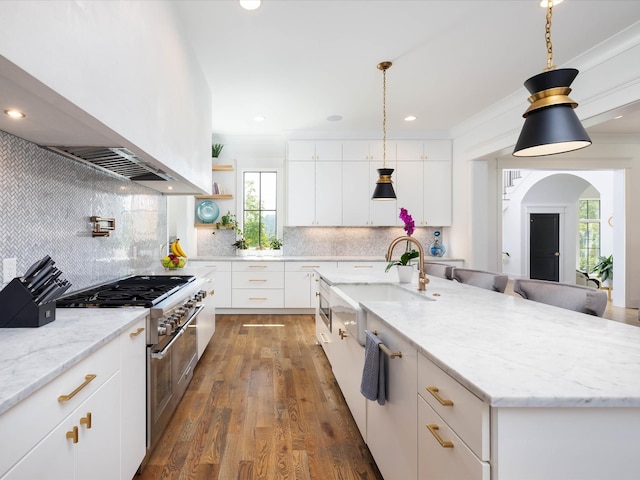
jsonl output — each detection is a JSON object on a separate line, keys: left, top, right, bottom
{"left": 396, "top": 140, "right": 452, "bottom": 161}
{"left": 287, "top": 161, "right": 316, "bottom": 226}
{"left": 288, "top": 140, "right": 342, "bottom": 161}
{"left": 394, "top": 140, "right": 452, "bottom": 226}
{"left": 287, "top": 140, "right": 343, "bottom": 226}
{"left": 287, "top": 139, "right": 449, "bottom": 227}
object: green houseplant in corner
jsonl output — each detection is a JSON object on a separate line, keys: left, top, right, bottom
{"left": 591, "top": 254, "right": 613, "bottom": 286}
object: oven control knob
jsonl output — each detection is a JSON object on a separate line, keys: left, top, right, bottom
{"left": 186, "top": 300, "right": 196, "bottom": 308}
{"left": 157, "top": 325, "right": 167, "bottom": 336}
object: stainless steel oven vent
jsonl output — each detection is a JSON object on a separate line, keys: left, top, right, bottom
{"left": 44, "top": 146, "right": 173, "bottom": 181}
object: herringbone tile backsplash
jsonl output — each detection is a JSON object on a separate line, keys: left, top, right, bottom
{"left": 0, "top": 129, "right": 166, "bottom": 292}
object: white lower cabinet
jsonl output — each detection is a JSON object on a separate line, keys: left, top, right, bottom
{"left": 418, "top": 397, "right": 490, "bottom": 480}
{"left": 120, "top": 318, "right": 147, "bottom": 479}
{"left": 5, "top": 374, "right": 121, "bottom": 480}
{"left": 197, "top": 291, "right": 216, "bottom": 359}
{"left": 232, "top": 261, "right": 285, "bottom": 308}
{"left": 365, "top": 313, "right": 417, "bottom": 480}
{"left": 418, "top": 353, "right": 490, "bottom": 480}
{"left": 1, "top": 319, "right": 146, "bottom": 480}
{"left": 284, "top": 261, "right": 325, "bottom": 308}
{"left": 195, "top": 261, "right": 231, "bottom": 308}
{"left": 329, "top": 317, "right": 367, "bottom": 439}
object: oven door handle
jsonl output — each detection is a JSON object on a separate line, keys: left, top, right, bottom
{"left": 150, "top": 304, "right": 205, "bottom": 360}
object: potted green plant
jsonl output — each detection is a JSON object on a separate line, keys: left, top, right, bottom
{"left": 232, "top": 237, "right": 248, "bottom": 255}
{"left": 268, "top": 236, "right": 283, "bottom": 256}
{"left": 385, "top": 249, "right": 419, "bottom": 283}
{"left": 591, "top": 254, "right": 613, "bottom": 286}
{"left": 211, "top": 143, "right": 224, "bottom": 158}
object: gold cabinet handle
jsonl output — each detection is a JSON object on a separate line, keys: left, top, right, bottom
{"left": 209, "top": 290, "right": 215, "bottom": 296}
{"left": 249, "top": 279, "right": 267, "bottom": 282}
{"left": 339, "top": 328, "right": 349, "bottom": 340}
{"left": 249, "top": 265, "right": 267, "bottom": 269}
{"left": 80, "top": 412, "right": 92, "bottom": 429}
{"left": 426, "top": 424, "right": 454, "bottom": 448}
{"left": 426, "top": 386, "right": 454, "bottom": 406}
{"left": 353, "top": 265, "right": 373, "bottom": 269}
{"left": 129, "top": 327, "right": 145, "bottom": 338}
{"left": 66, "top": 426, "right": 79, "bottom": 444}
{"left": 249, "top": 297, "right": 267, "bottom": 301}
{"left": 58, "top": 374, "right": 97, "bottom": 402}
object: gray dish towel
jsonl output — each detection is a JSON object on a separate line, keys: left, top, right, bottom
{"left": 360, "top": 330, "right": 386, "bottom": 405}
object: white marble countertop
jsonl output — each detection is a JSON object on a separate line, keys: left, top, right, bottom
{"left": 317, "top": 267, "right": 640, "bottom": 408}
{"left": 0, "top": 308, "right": 147, "bottom": 416}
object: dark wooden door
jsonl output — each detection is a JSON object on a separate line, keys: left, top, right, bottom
{"left": 530, "top": 213, "right": 560, "bottom": 281}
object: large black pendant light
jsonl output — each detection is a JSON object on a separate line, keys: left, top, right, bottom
{"left": 372, "top": 61, "right": 397, "bottom": 200}
{"left": 513, "top": 1, "right": 591, "bottom": 157}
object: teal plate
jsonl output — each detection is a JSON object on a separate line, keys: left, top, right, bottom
{"left": 196, "top": 200, "right": 219, "bottom": 223}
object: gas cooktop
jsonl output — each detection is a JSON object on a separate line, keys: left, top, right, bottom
{"left": 56, "top": 275, "right": 196, "bottom": 308}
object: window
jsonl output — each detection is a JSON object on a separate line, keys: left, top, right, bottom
{"left": 578, "top": 199, "right": 600, "bottom": 271}
{"left": 242, "top": 171, "right": 277, "bottom": 248}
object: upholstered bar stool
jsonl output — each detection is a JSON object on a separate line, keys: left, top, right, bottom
{"left": 424, "top": 262, "right": 454, "bottom": 280}
{"left": 513, "top": 278, "right": 608, "bottom": 317}
{"left": 451, "top": 268, "right": 509, "bottom": 293}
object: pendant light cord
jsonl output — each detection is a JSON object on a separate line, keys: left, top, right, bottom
{"left": 544, "top": 3, "right": 555, "bottom": 71}
{"left": 382, "top": 66, "right": 387, "bottom": 168}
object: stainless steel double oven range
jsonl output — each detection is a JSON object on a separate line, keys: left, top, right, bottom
{"left": 57, "top": 274, "right": 207, "bottom": 465}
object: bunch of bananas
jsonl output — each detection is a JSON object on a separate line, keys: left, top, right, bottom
{"left": 171, "top": 239, "right": 188, "bottom": 258}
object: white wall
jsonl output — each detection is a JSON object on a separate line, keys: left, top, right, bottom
{"left": 0, "top": 0, "right": 212, "bottom": 192}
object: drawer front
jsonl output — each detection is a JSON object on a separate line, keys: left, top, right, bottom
{"left": 336, "top": 261, "right": 386, "bottom": 272}
{"left": 284, "top": 261, "right": 334, "bottom": 272}
{"left": 418, "top": 396, "right": 490, "bottom": 480}
{"left": 195, "top": 261, "right": 232, "bottom": 272}
{"left": 232, "top": 271, "right": 284, "bottom": 289}
{"left": 232, "top": 261, "right": 284, "bottom": 273}
{"left": 418, "top": 353, "right": 490, "bottom": 460}
{"left": 0, "top": 338, "right": 119, "bottom": 475}
{"left": 232, "top": 289, "right": 284, "bottom": 308}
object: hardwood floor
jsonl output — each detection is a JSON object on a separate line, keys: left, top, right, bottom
{"left": 138, "top": 314, "right": 383, "bottom": 480}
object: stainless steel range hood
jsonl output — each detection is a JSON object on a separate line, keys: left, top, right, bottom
{"left": 44, "top": 146, "right": 174, "bottom": 182}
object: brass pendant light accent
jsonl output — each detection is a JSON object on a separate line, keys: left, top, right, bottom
{"left": 513, "top": 2, "right": 591, "bottom": 157}
{"left": 372, "top": 61, "right": 397, "bottom": 200}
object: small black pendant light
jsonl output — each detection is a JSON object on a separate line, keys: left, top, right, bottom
{"left": 513, "top": 1, "right": 592, "bottom": 157}
{"left": 372, "top": 61, "right": 397, "bottom": 200}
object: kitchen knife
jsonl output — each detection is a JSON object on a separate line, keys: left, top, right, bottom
{"left": 31, "top": 269, "right": 62, "bottom": 296}
{"left": 22, "top": 255, "right": 51, "bottom": 281}
{"left": 22, "top": 256, "right": 52, "bottom": 284}
{"left": 37, "top": 280, "right": 72, "bottom": 305}
{"left": 33, "top": 281, "right": 59, "bottom": 305}
{"left": 28, "top": 265, "right": 58, "bottom": 293}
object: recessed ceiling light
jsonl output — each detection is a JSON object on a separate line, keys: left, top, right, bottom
{"left": 404, "top": 115, "right": 417, "bottom": 122}
{"left": 326, "top": 115, "right": 342, "bottom": 122}
{"left": 614, "top": 115, "right": 624, "bottom": 120}
{"left": 4, "top": 109, "right": 25, "bottom": 119}
{"left": 254, "top": 115, "right": 265, "bottom": 122}
{"left": 167, "top": 185, "right": 173, "bottom": 190}
{"left": 539, "top": 0, "right": 563, "bottom": 7}
{"left": 239, "top": 0, "right": 261, "bottom": 10}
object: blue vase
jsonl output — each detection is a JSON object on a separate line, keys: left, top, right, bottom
{"left": 429, "top": 239, "right": 446, "bottom": 257}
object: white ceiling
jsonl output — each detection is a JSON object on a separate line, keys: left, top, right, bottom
{"left": 171, "top": 0, "right": 640, "bottom": 138}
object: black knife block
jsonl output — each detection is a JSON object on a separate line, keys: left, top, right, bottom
{"left": 0, "top": 278, "right": 56, "bottom": 328}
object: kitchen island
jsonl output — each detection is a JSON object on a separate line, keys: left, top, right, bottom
{"left": 317, "top": 267, "right": 640, "bottom": 480}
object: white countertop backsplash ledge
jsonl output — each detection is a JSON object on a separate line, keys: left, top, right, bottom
{"left": 317, "top": 267, "right": 640, "bottom": 408}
